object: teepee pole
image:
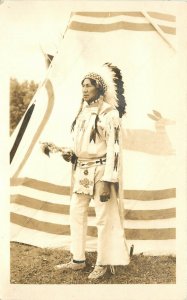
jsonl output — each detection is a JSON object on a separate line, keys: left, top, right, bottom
{"left": 141, "top": 11, "right": 176, "bottom": 52}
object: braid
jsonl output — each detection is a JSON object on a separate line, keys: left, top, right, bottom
{"left": 94, "top": 100, "right": 103, "bottom": 137}
{"left": 71, "top": 99, "right": 84, "bottom": 132}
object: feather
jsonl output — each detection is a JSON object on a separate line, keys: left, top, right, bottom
{"left": 104, "top": 63, "right": 127, "bottom": 118}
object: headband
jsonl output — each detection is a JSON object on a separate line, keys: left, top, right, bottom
{"left": 83, "top": 72, "right": 107, "bottom": 92}
{"left": 82, "top": 63, "right": 126, "bottom": 117}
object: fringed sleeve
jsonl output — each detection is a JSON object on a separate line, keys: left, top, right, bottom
{"left": 101, "top": 110, "right": 121, "bottom": 182}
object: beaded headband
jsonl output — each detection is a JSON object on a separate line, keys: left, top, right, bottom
{"left": 83, "top": 72, "right": 107, "bottom": 92}
{"left": 82, "top": 63, "right": 126, "bottom": 117}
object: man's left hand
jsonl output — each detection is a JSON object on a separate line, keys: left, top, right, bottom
{"left": 98, "top": 181, "right": 111, "bottom": 202}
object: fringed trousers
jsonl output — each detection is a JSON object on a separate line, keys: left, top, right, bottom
{"left": 70, "top": 180, "right": 130, "bottom": 266}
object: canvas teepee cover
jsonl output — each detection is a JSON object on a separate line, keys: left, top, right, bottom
{"left": 10, "top": 11, "right": 176, "bottom": 255}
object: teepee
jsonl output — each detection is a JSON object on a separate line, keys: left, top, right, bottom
{"left": 10, "top": 10, "right": 176, "bottom": 255}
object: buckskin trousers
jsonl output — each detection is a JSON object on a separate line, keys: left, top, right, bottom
{"left": 70, "top": 180, "right": 130, "bottom": 266}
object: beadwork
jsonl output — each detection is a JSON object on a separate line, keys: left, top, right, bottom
{"left": 84, "top": 72, "right": 107, "bottom": 92}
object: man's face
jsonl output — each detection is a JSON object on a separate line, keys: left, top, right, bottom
{"left": 82, "top": 79, "right": 98, "bottom": 102}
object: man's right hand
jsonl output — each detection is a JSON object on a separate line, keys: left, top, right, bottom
{"left": 61, "top": 148, "right": 74, "bottom": 162}
{"left": 62, "top": 152, "right": 72, "bottom": 162}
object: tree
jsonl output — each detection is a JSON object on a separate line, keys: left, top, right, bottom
{"left": 10, "top": 78, "right": 38, "bottom": 134}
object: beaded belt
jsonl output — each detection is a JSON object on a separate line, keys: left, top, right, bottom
{"left": 77, "top": 157, "right": 106, "bottom": 168}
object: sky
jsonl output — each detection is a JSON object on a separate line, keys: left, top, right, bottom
{"left": 0, "top": 1, "right": 72, "bottom": 82}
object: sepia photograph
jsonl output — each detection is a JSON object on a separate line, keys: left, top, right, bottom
{"left": 0, "top": 1, "right": 187, "bottom": 299}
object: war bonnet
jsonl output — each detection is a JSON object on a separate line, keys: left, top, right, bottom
{"left": 83, "top": 63, "right": 127, "bottom": 118}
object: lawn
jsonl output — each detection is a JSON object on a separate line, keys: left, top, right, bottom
{"left": 10, "top": 242, "right": 176, "bottom": 284}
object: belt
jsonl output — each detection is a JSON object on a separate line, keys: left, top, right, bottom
{"left": 77, "top": 157, "right": 106, "bottom": 168}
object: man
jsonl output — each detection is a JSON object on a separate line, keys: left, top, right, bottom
{"left": 54, "top": 63, "right": 130, "bottom": 280}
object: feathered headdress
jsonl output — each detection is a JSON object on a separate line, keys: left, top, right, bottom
{"left": 83, "top": 62, "right": 127, "bottom": 117}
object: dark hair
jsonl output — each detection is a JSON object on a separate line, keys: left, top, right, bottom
{"left": 81, "top": 78, "right": 105, "bottom": 96}
{"left": 71, "top": 78, "right": 104, "bottom": 132}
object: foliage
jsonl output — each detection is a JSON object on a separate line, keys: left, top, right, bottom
{"left": 10, "top": 78, "right": 38, "bottom": 134}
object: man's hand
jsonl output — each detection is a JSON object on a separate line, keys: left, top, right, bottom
{"left": 61, "top": 148, "right": 73, "bottom": 162}
{"left": 62, "top": 152, "right": 72, "bottom": 162}
{"left": 98, "top": 181, "right": 111, "bottom": 202}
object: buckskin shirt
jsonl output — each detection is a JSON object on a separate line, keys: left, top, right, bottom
{"left": 72, "top": 98, "right": 120, "bottom": 195}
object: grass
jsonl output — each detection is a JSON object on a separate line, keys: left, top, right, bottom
{"left": 10, "top": 242, "right": 176, "bottom": 284}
